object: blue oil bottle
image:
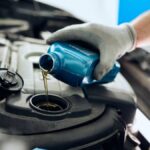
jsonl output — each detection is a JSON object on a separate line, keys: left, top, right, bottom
{"left": 39, "top": 42, "right": 120, "bottom": 87}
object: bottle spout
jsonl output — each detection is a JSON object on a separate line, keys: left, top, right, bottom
{"left": 39, "top": 54, "right": 54, "bottom": 72}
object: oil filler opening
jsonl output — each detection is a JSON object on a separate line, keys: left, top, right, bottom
{"left": 29, "top": 94, "right": 70, "bottom": 114}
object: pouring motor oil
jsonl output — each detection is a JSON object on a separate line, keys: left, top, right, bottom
{"left": 39, "top": 42, "right": 120, "bottom": 87}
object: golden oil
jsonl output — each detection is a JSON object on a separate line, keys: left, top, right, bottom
{"left": 41, "top": 69, "right": 62, "bottom": 111}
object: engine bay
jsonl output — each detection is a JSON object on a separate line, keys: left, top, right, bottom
{"left": 0, "top": 0, "right": 149, "bottom": 150}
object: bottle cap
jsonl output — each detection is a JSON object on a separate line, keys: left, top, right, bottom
{"left": 0, "top": 68, "right": 24, "bottom": 99}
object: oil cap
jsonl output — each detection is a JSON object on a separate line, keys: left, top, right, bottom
{"left": 0, "top": 68, "right": 24, "bottom": 99}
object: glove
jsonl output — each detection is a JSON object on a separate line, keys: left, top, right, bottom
{"left": 47, "top": 23, "right": 136, "bottom": 80}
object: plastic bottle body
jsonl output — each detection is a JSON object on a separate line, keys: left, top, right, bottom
{"left": 39, "top": 42, "right": 120, "bottom": 87}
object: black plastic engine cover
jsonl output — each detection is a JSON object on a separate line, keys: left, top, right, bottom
{"left": 0, "top": 96, "right": 125, "bottom": 150}
{"left": 0, "top": 84, "right": 136, "bottom": 149}
{"left": 0, "top": 93, "right": 106, "bottom": 134}
{"left": 82, "top": 84, "right": 137, "bottom": 124}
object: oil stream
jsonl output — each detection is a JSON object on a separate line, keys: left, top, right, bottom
{"left": 41, "top": 69, "right": 63, "bottom": 111}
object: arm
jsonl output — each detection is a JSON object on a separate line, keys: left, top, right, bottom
{"left": 47, "top": 11, "right": 150, "bottom": 80}
{"left": 132, "top": 11, "right": 150, "bottom": 47}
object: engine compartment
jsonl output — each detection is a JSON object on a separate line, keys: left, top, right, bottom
{"left": 0, "top": 0, "right": 149, "bottom": 150}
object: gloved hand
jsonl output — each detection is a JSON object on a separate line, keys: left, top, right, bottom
{"left": 47, "top": 23, "right": 136, "bottom": 80}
